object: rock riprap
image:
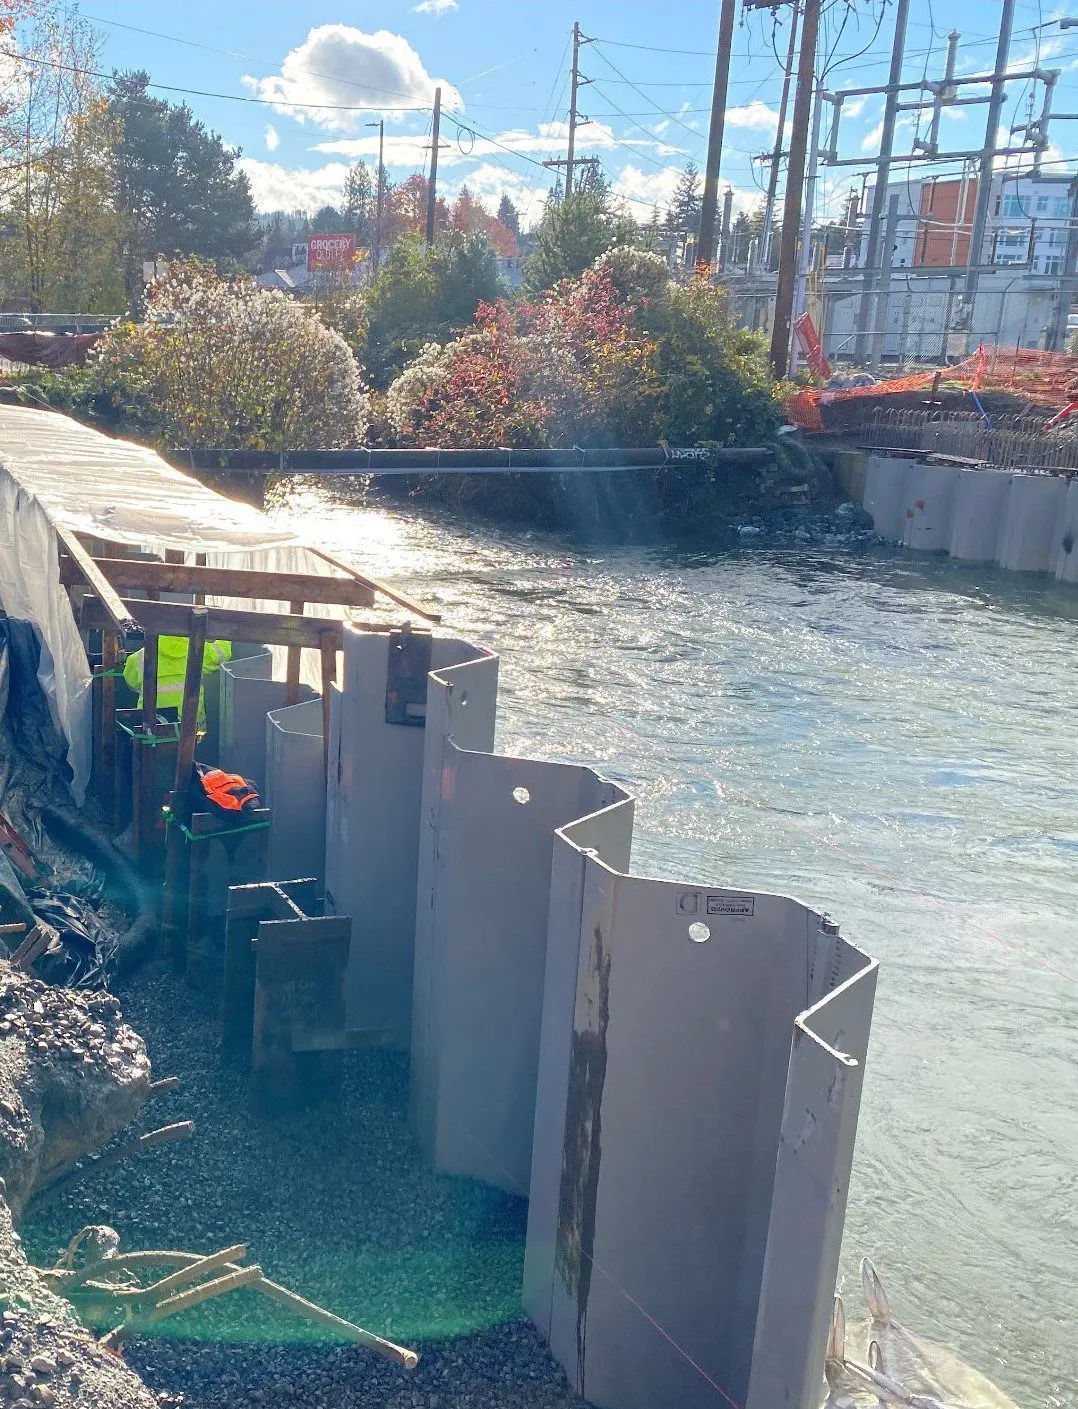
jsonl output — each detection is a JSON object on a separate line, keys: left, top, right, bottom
{"left": 0, "top": 963, "right": 150, "bottom": 1217}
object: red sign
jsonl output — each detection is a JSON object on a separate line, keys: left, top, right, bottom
{"left": 793, "top": 312, "right": 832, "bottom": 381}
{"left": 307, "top": 233, "right": 356, "bottom": 271}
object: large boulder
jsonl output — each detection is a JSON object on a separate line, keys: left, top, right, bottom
{"left": 0, "top": 962, "right": 150, "bottom": 1218}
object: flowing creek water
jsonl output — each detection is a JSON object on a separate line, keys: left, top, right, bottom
{"left": 272, "top": 481, "right": 1076, "bottom": 1409}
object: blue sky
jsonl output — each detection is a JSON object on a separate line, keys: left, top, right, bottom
{"left": 76, "top": 1, "right": 1078, "bottom": 226}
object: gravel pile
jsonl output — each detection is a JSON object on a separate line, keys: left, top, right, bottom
{"left": 20, "top": 962, "right": 586, "bottom": 1409}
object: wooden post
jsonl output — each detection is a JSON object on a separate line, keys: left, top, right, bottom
{"left": 320, "top": 630, "right": 337, "bottom": 779}
{"left": 194, "top": 551, "right": 207, "bottom": 606}
{"left": 285, "top": 600, "right": 304, "bottom": 706}
{"left": 162, "top": 608, "right": 209, "bottom": 959}
{"left": 96, "top": 631, "right": 117, "bottom": 798}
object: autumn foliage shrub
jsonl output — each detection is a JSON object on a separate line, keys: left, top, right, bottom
{"left": 89, "top": 260, "right": 368, "bottom": 449}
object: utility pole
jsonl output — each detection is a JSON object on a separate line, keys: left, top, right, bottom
{"left": 853, "top": 0, "right": 910, "bottom": 363}
{"left": 770, "top": 0, "right": 821, "bottom": 377}
{"left": 698, "top": 0, "right": 738, "bottom": 269}
{"left": 759, "top": 1, "right": 801, "bottom": 272}
{"left": 543, "top": 22, "right": 593, "bottom": 198}
{"left": 366, "top": 118, "right": 385, "bottom": 274}
{"left": 425, "top": 86, "right": 442, "bottom": 245}
{"left": 790, "top": 82, "right": 825, "bottom": 372}
{"left": 960, "top": 0, "right": 1016, "bottom": 318}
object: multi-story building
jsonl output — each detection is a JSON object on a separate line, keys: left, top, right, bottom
{"left": 822, "top": 168, "right": 1078, "bottom": 364}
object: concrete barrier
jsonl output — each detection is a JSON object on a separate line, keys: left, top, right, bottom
{"left": 523, "top": 815, "right": 878, "bottom": 1409}
{"left": 949, "top": 468, "right": 1012, "bottom": 563}
{"left": 863, "top": 456, "right": 911, "bottom": 541}
{"left": 997, "top": 473, "right": 1068, "bottom": 573}
{"left": 1054, "top": 477, "right": 1078, "bottom": 583}
{"left": 901, "top": 462, "right": 958, "bottom": 552}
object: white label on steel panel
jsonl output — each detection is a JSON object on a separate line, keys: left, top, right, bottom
{"left": 707, "top": 894, "right": 755, "bottom": 918}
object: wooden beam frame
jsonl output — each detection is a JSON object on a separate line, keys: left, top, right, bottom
{"left": 55, "top": 528, "right": 144, "bottom": 645}
{"left": 81, "top": 596, "right": 347, "bottom": 652}
{"left": 59, "top": 557, "right": 378, "bottom": 610}
{"left": 305, "top": 545, "right": 440, "bottom": 623}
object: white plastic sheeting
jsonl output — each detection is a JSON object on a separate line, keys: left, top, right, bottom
{"left": 0, "top": 406, "right": 348, "bottom": 801}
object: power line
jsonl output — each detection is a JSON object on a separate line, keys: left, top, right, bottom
{"left": 0, "top": 47, "right": 432, "bottom": 114}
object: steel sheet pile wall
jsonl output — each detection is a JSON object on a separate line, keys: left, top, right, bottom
{"left": 997, "top": 473, "right": 1068, "bottom": 573}
{"left": 1056, "top": 477, "right": 1078, "bottom": 583}
{"left": 265, "top": 697, "right": 326, "bottom": 885}
{"left": 219, "top": 647, "right": 316, "bottom": 790}
{"left": 949, "top": 468, "right": 1011, "bottom": 563}
{"left": 863, "top": 455, "right": 911, "bottom": 542}
{"left": 901, "top": 463, "right": 958, "bottom": 552}
{"left": 323, "top": 624, "right": 877, "bottom": 1409}
{"left": 325, "top": 629, "right": 496, "bottom": 1041}
{"left": 411, "top": 655, "right": 632, "bottom": 1193}
{"left": 524, "top": 815, "right": 877, "bottom": 1409}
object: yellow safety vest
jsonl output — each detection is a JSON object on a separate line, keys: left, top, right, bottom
{"left": 123, "top": 637, "right": 231, "bottom": 727}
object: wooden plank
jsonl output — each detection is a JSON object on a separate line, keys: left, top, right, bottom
{"left": 82, "top": 596, "right": 347, "bottom": 652}
{"left": 285, "top": 601, "right": 303, "bottom": 707}
{"left": 162, "top": 608, "right": 209, "bottom": 956}
{"left": 306, "top": 545, "right": 440, "bottom": 623}
{"left": 59, "top": 557, "right": 377, "bottom": 609}
{"left": 55, "top": 528, "right": 143, "bottom": 643}
{"left": 141, "top": 633, "right": 159, "bottom": 733}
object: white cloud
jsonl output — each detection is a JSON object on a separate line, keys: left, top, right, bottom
{"left": 238, "top": 157, "right": 351, "bottom": 213}
{"left": 611, "top": 164, "right": 683, "bottom": 212}
{"left": 243, "top": 25, "right": 462, "bottom": 131}
{"left": 725, "top": 100, "right": 782, "bottom": 132}
{"left": 413, "top": 0, "right": 458, "bottom": 13}
{"left": 264, "top": 124, "right": 280, "bottom": 152}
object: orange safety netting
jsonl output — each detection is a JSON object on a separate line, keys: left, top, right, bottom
{"left": 785, "top": 345, "right": 1078, "bottom": 431}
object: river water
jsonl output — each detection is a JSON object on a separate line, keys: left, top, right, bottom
{"left": 277, "top": 482, "right": 1077, "bottom": 1409}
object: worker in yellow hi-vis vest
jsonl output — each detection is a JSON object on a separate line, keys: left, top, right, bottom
{"left": 122, "top": 636, "right": 232, "bottom": 729}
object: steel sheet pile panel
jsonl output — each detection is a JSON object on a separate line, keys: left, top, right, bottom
{"left": 1052, "top": 475, "right": 1078, "bottom": 583}
{"left": 862, "top": 456, "right": 911, "bottom": 541}
{"left": 325, "top": 627, "right": 496, "bottom": 1042}
{"left": 219, "top": 647, "right": 316, "bottom": 790}
{"left": 901, "top": 463, "right": 958, "bottom": 552}
{"left": 524, "top": 821, "right": 876, "bottom": 1409}
{"left": 265, "top": 697, "right": 326, "bottom": 886}
{"left": 997, "top": 472, "right": 1068, "bottom": 573}
{"left": 949, "top": 468, "right": 1011, "bottom": 563}
{"left": 410, "top": 670, "right": 632, "bottom": 1190}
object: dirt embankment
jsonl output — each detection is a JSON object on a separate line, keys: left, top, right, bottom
{"left": 0, "top": 960, "right": 156, "bottom": 1408}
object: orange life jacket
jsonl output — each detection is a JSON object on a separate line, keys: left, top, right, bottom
{"left": 196, "top": 767, "right": 260, "bottom": 815}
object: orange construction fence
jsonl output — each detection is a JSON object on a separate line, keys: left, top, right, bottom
{"left": 785, "top": 344, "right": 1078, "bottom": 431}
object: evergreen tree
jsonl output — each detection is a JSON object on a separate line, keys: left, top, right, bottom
{"left": 107, "top": 71, "right": 257, "bottom": 306}
{"left": 666, "top": 161, "right": 702, "bottom": 240}
{"left": 310, "top": 204, "right": 344, "bottom": 234}
{"left": 523, "top": 190, "right": 638, "bottom": 295}
{"left": 497, "top": 193, "right": 520, "bottom": 237}
{"left": 344, "top": 161, "right": 374, "bottom": 242}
